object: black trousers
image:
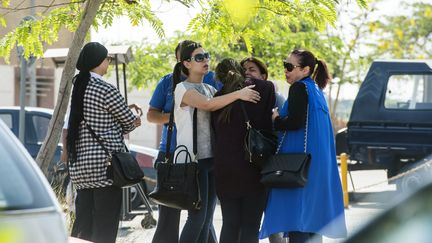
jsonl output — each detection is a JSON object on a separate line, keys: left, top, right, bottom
{"left": 219, "top": 192, "right": 267, "bottom": 243}
{"left": 289, "top": 232, "right": 322, "bottom": 243}
{"left": 152, "top": 205, "right": 181, "bottom": 243}
{"left": 71, "top": 186, "right": 122, "bottom": 243}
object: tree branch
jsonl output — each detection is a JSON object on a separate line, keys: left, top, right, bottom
{"left": 36, "top": 0, "right": 103, "bottom": 175}
{"left": 1, "top": 1, "right": 85, "bottom": 14}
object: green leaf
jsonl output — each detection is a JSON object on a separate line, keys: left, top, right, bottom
{"left": 0, "top": 16, "right": 6, "bottom": 27}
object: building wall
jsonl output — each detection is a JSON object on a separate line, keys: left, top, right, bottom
{"left": 0, "top": 65, "right": 15, "bottom": 106}
{"left": 0, "top": 0, "right": 74, "bottom": 67}
{"left": 0, "top": 0, "right": 74, "bottom": 109}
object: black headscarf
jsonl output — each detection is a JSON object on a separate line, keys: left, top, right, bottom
{"left": 67, "top": 42, "right": 108, "bottom": 164}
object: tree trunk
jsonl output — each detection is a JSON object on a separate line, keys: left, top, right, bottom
{"left": 36, "top": 0, "right": 103, "bottom": 176}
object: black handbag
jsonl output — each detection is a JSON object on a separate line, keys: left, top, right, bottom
{"left": 148, "top": 108, "right": 201, "bottom": 210}
{"left": 260, "top": 153, "right": 311, "bottom": 188}
{"left": 241, "top": 102, "right": 277, "bottom": 168}
{"left": 85, "top": 121, "right": 144, "bottom": 188}
{"left": 260, "top": 98, "right": 312, "bottom": 188}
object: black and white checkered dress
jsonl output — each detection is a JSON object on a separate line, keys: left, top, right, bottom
{"left": 69, "top": 76, "right": 137, "bottom": 189}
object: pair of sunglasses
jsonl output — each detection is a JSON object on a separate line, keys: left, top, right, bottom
{"left": 283, "top": 61, "right": 301, "bottom": 72}
{"left": 106, "top": 56, "right": 114, "bottom": 64}
{"left": 189, "top": 52, "right": 211, "bottom": 62}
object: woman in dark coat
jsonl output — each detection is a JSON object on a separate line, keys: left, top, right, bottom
{"left": 212, "top": 58, "right": 275, "bottom": 243}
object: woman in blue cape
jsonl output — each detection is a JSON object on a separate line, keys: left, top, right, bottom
{"left": 260, "top": 49, "right": 347, "bottom": 243}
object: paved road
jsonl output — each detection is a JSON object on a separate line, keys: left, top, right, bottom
{"left": 116, "top": 170, "right": 401, "bottom": 243}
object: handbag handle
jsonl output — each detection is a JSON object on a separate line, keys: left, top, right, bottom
{"left": 173, "top": 145, "right": 193, "bottom": 164}
{"left": 276, "top": 84, "right": 309, "bottom": 154}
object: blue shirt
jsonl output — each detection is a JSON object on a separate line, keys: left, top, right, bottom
{"left": 149, "top": 71, "right": 222, "bottom": 152}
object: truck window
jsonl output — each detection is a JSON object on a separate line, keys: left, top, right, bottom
{"left": 385, "top": 74, "right": 432, "bottom": 110}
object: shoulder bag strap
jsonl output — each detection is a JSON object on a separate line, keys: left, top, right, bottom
{"left": 303, "top": 85, "right": 309, "bottom": 153}
{"left": 168, "top": 83, "right": 198, "bottom": 162}
{"left": 165, "top": 101, "right": 175, "bottom": 162}
{"left": 240, "top": 101, "right": 252, "bottom": 129}
{"left": 84, "top": 118, "right": 111, "bottom": 158}
{"left": 193, "top": 108, "right": 197, "bottom": 157}
{"left": 276, "top": 83, "right": 309, "bottom": 154}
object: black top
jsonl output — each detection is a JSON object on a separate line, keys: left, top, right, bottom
{"left": 212, "top": 78, "right": 276, "bottom": 199}
{"left": 274, "top": 81, "right": 308, "bottom": 131}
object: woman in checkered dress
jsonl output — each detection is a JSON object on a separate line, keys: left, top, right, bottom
{"left": 66, "top": 42, "right": 141, "bottom": 243}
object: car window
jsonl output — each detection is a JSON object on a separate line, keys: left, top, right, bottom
{"left": 0, "top": 114, "right": 12, "bottom": 129}
{"left": 385, "top": 74, "right": 432, "bottom": 110}
{"left": 32, "top": 115, "right": 50, "bottom": 144}
{"left": 0, "top": 129, "right": 52, "bottom": 210}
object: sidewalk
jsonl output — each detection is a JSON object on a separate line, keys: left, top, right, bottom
{"left": 116, "top": 202, "right": 384, "bottom": 243}
{"left": 116, "top": 170, "right": 394, "bottom": 243}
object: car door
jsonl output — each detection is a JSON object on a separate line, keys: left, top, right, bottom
{"left": 0, "top": 111, "right": 15, "bottom": 134}
{"left": 27, "top": 111, "right": 62, "bottom": 176}
{"left": 25, "top": 111, "right": 51, "bottom": 158}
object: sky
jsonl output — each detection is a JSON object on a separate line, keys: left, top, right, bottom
{"left": 92, "top": 0, "right": 201, "bottom": 44}
{"left": 92, "top": 0, "right": 432, "bottom": 44}
{"left": 91, "top": 0, "right": 432, "bottom": 100}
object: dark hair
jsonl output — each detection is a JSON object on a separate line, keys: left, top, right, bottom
{"left": 215, "top": 58, "right": 245, "bottom": 123}
{"left": 68, "top": 42, "right": 107, "bottom": 164}
{"left": 172, "top": 41, "right": 202, "bottom": 90}
{"left": 240, "top": 56, "right": 268, "bottom": 80}
{"left": 291, "top": 49, "right": 331, "bottom": 89}
{"left": 174, "top": 40, "right": 194, "bottom": 60}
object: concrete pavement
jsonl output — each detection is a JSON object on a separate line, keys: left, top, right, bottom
{"left": 116, "top": 170, "right": 397, "bottom": 243}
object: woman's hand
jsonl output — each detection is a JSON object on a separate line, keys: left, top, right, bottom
{"left": 133, "top": 116, "right": 142, "bottom": 127}
{"left": 272, "top": 107, "right": 279, "bottom": 121}
{"left": 237, "top": 85, "right": 261, "bottom": 103}
{"left": 128, "top": 104, "right": 143, "bottom": 117}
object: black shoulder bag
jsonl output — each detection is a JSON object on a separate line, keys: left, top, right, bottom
{"left": 241, "top": 102, "right": 277, "bottom": 168}
{"left": 85, "top": 120, "right": 144, "bottom": 188}
{"left": 260, "top": 87, "right": 312, "bottom": 188}
{"left": 148, "top": 105, "right": 201, "bottom": 210}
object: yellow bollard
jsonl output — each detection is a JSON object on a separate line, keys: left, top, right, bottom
{"left": 340, "top": 153, "right": 349, "bottom": 208}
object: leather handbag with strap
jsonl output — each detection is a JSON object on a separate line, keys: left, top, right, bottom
{"left": 241, "top": 102, "right": 277, "bottom": 168}
{"left": 260, "top": 86, "right": 312, "bottom": 188}
{"left": 148, "top": 104, "right": 201, "bottom": 210}
{"left": 85, "top": 120, "right": 144, "bottom": 188}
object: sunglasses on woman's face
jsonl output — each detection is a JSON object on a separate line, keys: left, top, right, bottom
{"left": 106, "top": 56, "right": 114, "bottom": 64}
{"left": 189, "top": 52, "right": 211, "bottom": 62}
{"left": 283, "top": 61, "right": 300, "bottom": 72}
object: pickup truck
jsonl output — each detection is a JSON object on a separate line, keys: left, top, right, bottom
{"left": 336, "top": 60, "right": 432, "bottom": 192}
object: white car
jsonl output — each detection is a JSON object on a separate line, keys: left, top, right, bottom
{"left": 0, "top": 119, "right": 68, "bottom": 243}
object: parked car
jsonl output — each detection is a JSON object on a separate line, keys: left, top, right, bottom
{"left": 0, "top": 106, "right": 158, "bottom": 209}
{"left": 0, "top": 106, "right": 61, "bottom": 181}
{"left": 336, "top": 60, "right": 432, "bottom": 192}
{"left": 0, "top": 119, "right": 68, "bottom": 243}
